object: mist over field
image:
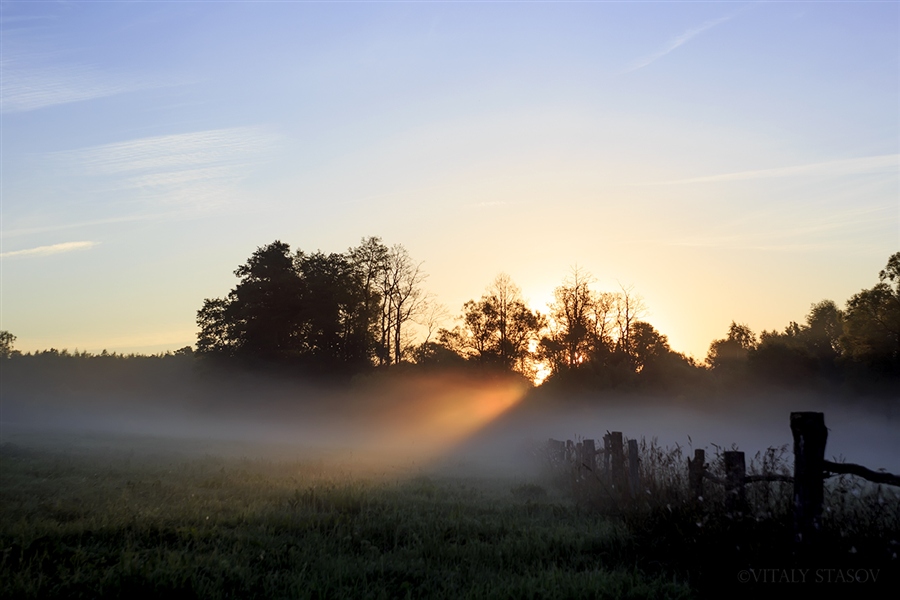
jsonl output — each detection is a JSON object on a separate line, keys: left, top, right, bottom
{"left": 4, "top": 361, "right": 898, "bottom": 478}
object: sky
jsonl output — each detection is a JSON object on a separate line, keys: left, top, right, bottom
{"left": 1, "top": 0, "right": 897, "bottom": 361}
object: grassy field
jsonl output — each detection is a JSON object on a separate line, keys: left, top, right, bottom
{"left": 1, "top": 431, "right": 897, "bottom": 599}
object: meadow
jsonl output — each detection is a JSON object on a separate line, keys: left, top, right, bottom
{"left": 2, "top": 428, "right": 897, "bottom": 599}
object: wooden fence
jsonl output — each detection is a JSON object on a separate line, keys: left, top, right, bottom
{"left": 546, "top": 411, "right": 900, "bottom": 552}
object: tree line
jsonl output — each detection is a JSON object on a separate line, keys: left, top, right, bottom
{"left": 3, "top": 241, "right": 897, "bottom": 391}
{"left": 187, "top": 238, "right": 698, "bottom": 385}
{"left": 705, "top": 253, "right": 900, "bottom": 388}
{"left": 196, "top": 240, "right": 900, "bottom": 390}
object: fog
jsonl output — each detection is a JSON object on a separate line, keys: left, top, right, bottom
{"left": 452, "top": 389, "right": 900, "bottom": 477}
{"left": 3, "top": 364, "right": 899, "bottom": 481}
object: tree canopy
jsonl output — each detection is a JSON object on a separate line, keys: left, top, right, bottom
{"left": 196, "top": 238, "right": 429, "bottom": 375}
{"left": 13, "top": 242, "right": 897, "bottom": 394}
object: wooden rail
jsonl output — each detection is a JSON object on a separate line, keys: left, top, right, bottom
{"left": 544, "top": 411, "right": 899, "bottom": 554}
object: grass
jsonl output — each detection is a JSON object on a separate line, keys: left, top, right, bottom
{"left": 537, "top": 437, "right": 899, "bottom": 597}
{"left": 0, "top": 435, "right": 690, "bottom": 600}
{"left": 3, "top": 431, "right": 897, "bottom": 599}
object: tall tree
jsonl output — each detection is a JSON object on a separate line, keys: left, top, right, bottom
{"left": 386, "top": 245, "right": 428, "bottom": 364}
{"left": 206, "top": 241, "right": 304, "bottom": 361}
{"left": 0, "top": 330, "right": 16, "bottom": 359}
{"left": 628, "top": 321, "right": 671, "bottom": 373}
{"left": 706, "top": 321, "right": 757, "bottom": 370}
{"left": 613, "top": 284, "right": 647, "bottom": 364}
{"left": 840, "top": 252, "right": 900, "bottom": 373}
{"left": 196, "top": 240, "right": 375, "bottom": 371}
{"left": 539, "top": 268, "right": 616, "bottom": 374}
{"left": 294, "top": 250, "right": 370, "bottom": 369}
{"left": 196, "top": 298, "right": 231, "bottom": 355}
{"left": 364, "top": 243, "right": 429, "bottom": 365}
{"left": 348, "top": 236, "right": 390, "bottom": 363}
{"left": 440, "top": 274, "right": 545, "bottom": 377}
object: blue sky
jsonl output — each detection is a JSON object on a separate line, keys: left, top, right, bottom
{"left": 1, "top": 1, "right": 897, "bottom": 359}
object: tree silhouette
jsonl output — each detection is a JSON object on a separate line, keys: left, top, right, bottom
{"left": 706, "top": 322, "right": 757, "bottom": 370}
{"left": 628, "top": 321, "right": 671, "bottom": 373}
{"left": 539, "top": 268, "right": 618, "bottom": 375}
{"left": 382, "top": 245, "right": 428, "bottom": 365}
{"left": 840, "top": 252, "right": 900, "bottom": 374}
{"left": 0, "top": 330, "right": 16, "bottom": 359}
{"left": 196, "top": 241, "right": 304, "bottom": 361}
{"left": 194, "top": 238, "right": 431, "bottom": 375}
{"left": 294, "top": 250, "right": 368, "bottom": 369}
{"left": 439, "top": 274, "right": 545, "bottom": 377}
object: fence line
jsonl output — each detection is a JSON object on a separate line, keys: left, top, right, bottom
{"left": 544, "top": 411, "right": 900, "bottom": 552}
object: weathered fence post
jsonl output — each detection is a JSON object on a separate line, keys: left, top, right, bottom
{"left": 724, "top": 451, "right": 746, "bottom": 513}
{"left": 582, "top": 439, "right": 596, "bottom": 472}
{"left": 627, "top": 439, "right": 640, "bottom": 497}
{"left": 688, "top": 449, "right": 705, "bottom": 501}
{"left": 791, "top": 412, "right": 827, "bottom": 553}
{"left": 547, "top": 438, "right": 566, "bottom": 466}
{"left": 575, "top": 442, "right": 584, "bottom": 479}
{"left": 602, "top": 434, "right": 612, "bottom": 483}
{"left": 609, "top": 432, "right": 625, "bottom": 492}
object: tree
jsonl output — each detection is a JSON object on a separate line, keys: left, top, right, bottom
{"left": 196, "top": 241, "right": 305, "bottom": 361}
{"left": 294, "top": 250, "right": 370, "bottom": 369}
{"left": 0, "top": 330, "right": 16, "bottom": 359}
{"left": 628, "top": 321, "right": 671, "bottom": 373}
{"left": 348, "top": 237, "right": 390, "bottom": 364}
{"left": 227, "top": 241, "right": 305, "bottom": 361}
{"left": 539, "top": 268, "right": 619, "bottom": 375}
{"left": 363, "top": 243, "right": 429, "bottom": 365}
{"left": 840, "top": 252, "right": 900, "bottom": 373}
{"left": 613, "top": 284, "right": 647, "bottom": 365}
{"left": 439, "top": 274, "right": 545, "bottom": 377}
{"left": 385, "top": 245, "right": 428, "bottom": 364}
{"left": 194, "top": 237, "right": 431, "bottom": 374}
{"left": 706, "top": 321, "right": 757, "bottom": 370}
{"left": 540, "top": 267, "right": 597, "bottom": 372}
{"left": 804, "top": 300, "right": 844, "bottom": 361}
{"left": 196, "top": 298, "right": 231, "bottom": 355}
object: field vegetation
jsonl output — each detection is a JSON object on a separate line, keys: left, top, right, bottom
{"left": 1, "top": 434, "right": 691, "bottom": 600}
{"left": 2, "top": 430, "right": 897, "bottom": 599}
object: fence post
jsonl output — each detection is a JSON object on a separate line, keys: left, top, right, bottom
{"left": 575, "top": 442, "right": 584, "bottom": 479}
{"left": 582, "top": 439, "right": 596, "bottom": 472}
{"left": 609, "top": 432, "right": 625, "bottom": 492}
{"left": 547, "top": 439, "right": 565, "bottom": 464}
{"left": 603, "top": 434, "right": 612, "bottom": 483}
{"left": 688, "top": 449, "right": 705, "bottom": 501}
{"left": 791, "top": 412, "right": 827, "bottom": 554}
{"left": 724, "top": 451, "right": 746, "bottom": 513}
{"left": 627, "top": 439, "right": 640, "bottom": 498}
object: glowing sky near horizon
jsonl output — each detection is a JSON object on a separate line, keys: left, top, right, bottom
{"left": 1, "top": 1, "right": 897, "bottom": 361}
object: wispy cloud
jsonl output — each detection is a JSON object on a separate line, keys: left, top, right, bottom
{"left": 2, "top": 213, "right": 178, "bottom": 239}
{"left": 660, "top": 203, "right": 894, "bottom": 253}
{"left": 622, "top": 15, "right": 732, "bottom": 74}
{"left": 466, "top": 201, "right": 512, "bottom": 209}
{"left": 646, "top": 154, "right": 899, "bottom": 185}
{"left": 0, "top": 241, "right": 98, "bottom": 259}
{"left": 50, "top": 126, "right": 278, "bottom": 209}
{"left": 0, "top": 42, "right": 170, "bottom": 113}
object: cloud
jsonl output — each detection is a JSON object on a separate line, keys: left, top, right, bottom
{"left": 659, "top": 204, "right": 894, "bottom": 252}
{"left": 622, "top": 15, "right": 732, "bottom": 74}
{"left": 647, "top": 154, "right": 900, "bottom": 185}
{"left": 0, "top": 241, "right": 98, "bottom": 259}
{"left": 0, "top": 42, "right": 171, "bottom": 113}
{"left": 466, "top": 201, "right": 513, "bottom": 209}
{"left": 1, "top": 213, "right": 178, "bottom": 239}
{"left": 50, "top": 126, "right": 279, "bottom": 208}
